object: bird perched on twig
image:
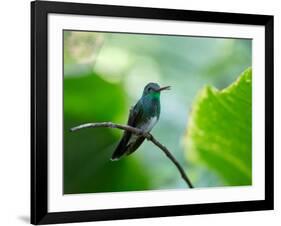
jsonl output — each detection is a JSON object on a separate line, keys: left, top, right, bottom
{"left": 111, "top": 82, "right": 170, "bottom": 161}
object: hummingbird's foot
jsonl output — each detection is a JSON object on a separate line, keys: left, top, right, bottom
{"left": 139, "top": 130, "right": 152, "bottom": 140}
{"left": 138, "top": 130, "right": 146, "bottom": 137}
{"left": 145, "top": 133, "right": 153, "bottom": 140}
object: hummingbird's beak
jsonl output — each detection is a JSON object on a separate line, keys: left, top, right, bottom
{"left": 157, "top": 86, "right": 171, "bottom": 92}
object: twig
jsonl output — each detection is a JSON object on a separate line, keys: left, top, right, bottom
{"left": 70, "top": 122, "right": 194, "bottom": 188}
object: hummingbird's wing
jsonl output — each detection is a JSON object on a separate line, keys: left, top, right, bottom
{"left": 111, "top": 102, "right": 144, "bottom": 160}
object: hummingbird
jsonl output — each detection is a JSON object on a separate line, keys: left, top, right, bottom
{"left": 111, "top": 82, "right": 170, "bottom": 161}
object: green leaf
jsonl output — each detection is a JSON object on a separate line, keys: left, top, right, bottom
{"left": 185, "top": 68, "right": 252, "bottom": 186}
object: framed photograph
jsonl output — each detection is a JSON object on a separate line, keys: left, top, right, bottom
{"left": 31, "top": 0, "right": 274, "bottom": 224}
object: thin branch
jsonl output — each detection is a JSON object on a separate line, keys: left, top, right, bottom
{"left": 70, "top": 122, "right": 194, "bottom": 188}
{"left": 146, "top": 134, "right": 194, "bottom": 188}
{"left": 70, "top": 122, "right": 143, "bottom": 135}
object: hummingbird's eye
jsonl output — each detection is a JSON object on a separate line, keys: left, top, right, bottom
{"left": 148, "top": 87, "right": 152, "bottom": 92}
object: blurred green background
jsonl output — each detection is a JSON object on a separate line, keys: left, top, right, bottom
{"left": 63, "top": 30, "right": 252, "bottom": 194}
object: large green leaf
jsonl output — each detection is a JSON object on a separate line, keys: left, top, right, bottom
{"left": 185, "top": 68, "right": 252, "bottom": 186}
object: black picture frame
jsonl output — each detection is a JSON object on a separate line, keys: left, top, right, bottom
{"left": 31, "top": 0, "right": 274, "bottom": 224}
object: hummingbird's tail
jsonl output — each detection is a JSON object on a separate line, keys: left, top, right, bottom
{"left": 111, "top": 138, "right": 128, "bottom": 161}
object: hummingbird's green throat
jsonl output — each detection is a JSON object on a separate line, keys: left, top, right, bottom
{"left": 111, "top": 82, "right": 170, "bottom": 161}
{"left": 148, "top": 91, "right": 160, "bottom": 99}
